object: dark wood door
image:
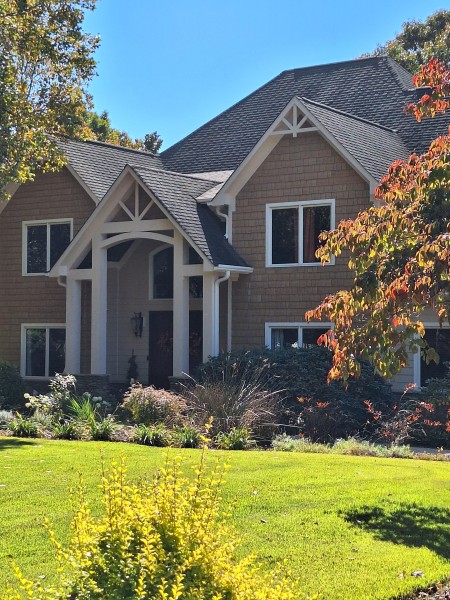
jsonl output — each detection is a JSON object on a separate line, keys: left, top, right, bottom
{"left": 148, "top": 311, "right": 173, "bottom": 389}
{"left": 189, "top": 310, "right": 203, "bottom": 373}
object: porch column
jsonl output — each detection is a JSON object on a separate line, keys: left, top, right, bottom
{"left": 203, "top": 272, "right": 216, "bottom": 362}
{"left": 173, "top": 232, "right": 189, "bottom": 376}
{"left": 91, "top": 236, "right": 108, "bottom": 374}
{"left": 65, "top": 275, "right": 81, "bottom": 374}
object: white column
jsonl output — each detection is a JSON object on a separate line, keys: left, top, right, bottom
{"left": 65, "top": 275, "right": 81, "bottom": 374}
{"left": 173, "top": 233, "right": 189, "bottom": 376}
{"left": 227, "top": 279, "right": 232, "bottom": 352}
{"left": 91, "top": 236, "right": 108, "bottom": 374}
{"left": 202, "top": 271, "right": 216, "bottom": 362}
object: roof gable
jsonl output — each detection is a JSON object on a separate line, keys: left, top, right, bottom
{"left": 160, "top": 56, "right": 449, "bottom": 174}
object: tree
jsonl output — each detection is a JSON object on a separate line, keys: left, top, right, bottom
{"left": 306, "top": 59, "right": 450, "bottom": 383}
{"left": 364, "top": 10, "right": 450, "bottom": 73}
{"left": 0, "top": 0, "right": 99, "bottom": 195}
{"left": 81, "top": 109, "right": 163, "bottom": 154}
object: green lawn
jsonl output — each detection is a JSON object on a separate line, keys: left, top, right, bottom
{"left": 1, "top": 439, "right": 450, "bottom": 599}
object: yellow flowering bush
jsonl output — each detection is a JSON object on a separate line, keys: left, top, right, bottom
{"left": 8, "top": 452, "right": 308, "bottom": 600}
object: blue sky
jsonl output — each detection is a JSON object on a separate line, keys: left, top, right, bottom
{"left": 83, "top": 1, "right": 448, "bottom": 150}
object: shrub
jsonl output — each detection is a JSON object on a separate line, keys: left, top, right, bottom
{"left": 122, "top": 384, "right": 186, "bottom": 426}
{"left": 10, "top": 414, "right": 38, "bottom": 438}
{"left": 184, "top": 352, "right": 281, "bottom": 441}
{"left": 52, "top": 420, "right": 80, "bottom": 440}
{"left": 410, "top": 368, "right": 450, "bottom": 446}
{"left": 0, "top": 362, "right": 24, "bottom": 410}
{"left": 10, "top": 455, "right": 303, "bottom": 600}
{"left": 271, "top": 434, "right": 331, "bottom": 454}
{"left": 195, "top": 347, "right": 393, "bottom": 442}
{"left": 172, "top": 424, "right": 202, "bottom": 448}
{"left": 90, "top": 416, "right": 116, "bottom": 441}
{"left": 216, "top": 427, "right": 255, "bottom": 450}
{"left": 135, "top": 423, "right": 171, "bottom": 447}
{"left": 0, "top": 409, "right": 14, "bottom": 427}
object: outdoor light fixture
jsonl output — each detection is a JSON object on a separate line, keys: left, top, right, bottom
{"left": 131, "top": 312, "right": 144, "bottom": 337}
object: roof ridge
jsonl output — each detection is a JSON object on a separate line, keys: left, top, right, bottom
{"left": 66, "top": 137, "right": 161, "bottom": 158}
{"left": 281, "top": 54, "right": 394, "bottom": 76}
{"left": 384, "top": 56, "right": 416, "bottom": 91}
{"left": 161, "top": 70, "right": 287, "bottom": 158}
{"left": 129, "top": 163, "right": 222, "bottom": 185}
{"left": 300, "top": 96, "right": 398, "bottom": 133}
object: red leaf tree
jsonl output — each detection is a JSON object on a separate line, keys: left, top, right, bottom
{"left": 306, "top": 59, "right": 450, "bottom": 383}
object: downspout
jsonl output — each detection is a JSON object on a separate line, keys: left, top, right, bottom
{"left": 57, "top": 276, "right": 67, "bottom": 288}
{"left": 214, "top": 270, "right": 231, "bottom": 355}
{"left": 215, "top": 206, "right": 230, "bottom": 242}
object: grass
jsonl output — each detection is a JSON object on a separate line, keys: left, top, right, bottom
{"left": 1, "top": 439, "right": 450, "bottom": 599}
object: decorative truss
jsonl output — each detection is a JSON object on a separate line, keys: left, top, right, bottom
{"left": 270, "top": 101, "right": 317, "bottom": 137}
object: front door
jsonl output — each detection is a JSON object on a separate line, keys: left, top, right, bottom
{"left": 148, "top": 310, "right": 204, "bottom": 389}
{"left": 148, "top": 311, "right": 173, "bottom": 389}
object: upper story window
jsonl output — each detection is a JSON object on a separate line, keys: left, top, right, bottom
{"left": 23, "top": 220, "right": 72, "bottom": 275}
{"left": 266, "top": 200, "right": 334, "bottom": 267}
{"left": 151, "top": 246, "right": 203, "bottom": 300}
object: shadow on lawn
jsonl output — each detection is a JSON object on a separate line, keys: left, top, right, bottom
{"left": 0, "top": 437, "right": 36, "bottom": 451}
{"left": 343, "top": 502, "right": 450, "bottom": 560}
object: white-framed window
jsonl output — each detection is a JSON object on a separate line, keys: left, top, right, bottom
{"left": 413, "top": 325, "right": 450, "bottom": 388}
{"left": 22, "top": 219, "right": 73, "bottom": 275}
{"left": 21, "top": 324, "right": 66, "bottom": 378}
{"left": 149, "top": 245, "right": 203, "bottom": 300}
{"left": 266, "top": 199, "right": 335, "bottom": 267}
{"left": 265, "top": 322, "right": 331, "bottom": 351}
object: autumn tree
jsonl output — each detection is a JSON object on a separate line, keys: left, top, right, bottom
{"left": 0, "top": 0, "right": 99, "bottom": 195}
{"left": 363, "top": 10, "right": 450, "bottom": 73}
{"left": 306, "top": 59, "right": 450, "bottom": 383}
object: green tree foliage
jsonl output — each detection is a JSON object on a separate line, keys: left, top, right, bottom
{"left": 0, "top": 0, "right": 99, "bottom": 195}
{"left": 306, "top": 60, "right": 450, "bottom": 383}
{"left": 82, "top": 109, "right": 163, "bottom": 154}
{"left": 364, "top": 10, "right": 450, "bottom": 73}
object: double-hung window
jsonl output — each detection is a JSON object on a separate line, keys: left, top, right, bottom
{"left": 22, "top": 325, "right": 66, "bottom": 377}
{"left": 23, "top": 220, "right": 72, "bottom": 275}
{"left": 266, "top": 200, "right": 334, "bottom": 266}
{"left": 265, "top": 323, "right": 331, "bottom": 351}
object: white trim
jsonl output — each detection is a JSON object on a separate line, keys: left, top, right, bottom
{"left": 265, "top": 199, "right": 335, "bottom": 267}
{"left": 22, "top": 218, "right": 73, "bottom": 276}
{"left": 211, "top": 96, "right": 378, "bottom": 208}
{"left": 65, "top": 164, "right": 98, "bottom": 204}
{"left": 264, "top": 321, "right": 332, "bottom": 349}
{"left": 21, "top": 323, "right": 66, "bottom": 379}
{"left": 412, "top": 322, "right": 450, "bottom": 389}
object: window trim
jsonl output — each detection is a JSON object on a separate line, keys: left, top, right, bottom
{"left": 22, "top": 219, "right": 73, "bottom": 276}
{"left": 413, "top": 323, "right": 450, "bottom": 390}
{"left": 265, "top": 199, "right": 335, "bottom": 267}
{"left": 264, "top": 322, "right": 332, "bottom": 350}
{"left": 21, "top": 323, "right": 66, "bottom": 379}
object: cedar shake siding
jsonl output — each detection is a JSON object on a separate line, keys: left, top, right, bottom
{"left": 0, "top": 168, "right": 94, "bottom": 370}
{"left": 232, "top": 132, "right": 370, "bottom": 349}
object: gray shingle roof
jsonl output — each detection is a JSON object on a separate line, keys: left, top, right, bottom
{"left": 301, "top": 98, "right": 410, "bottom": 181}
{"left": 161, "top": 56, "right": 449, "bottom": 174}
{"left": 60, "top": 138, "right": 163, "bottom": 201}
{"left": 132, "top": 166, "right": 249, "bottom": 268}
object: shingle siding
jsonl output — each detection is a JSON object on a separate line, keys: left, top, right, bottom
{"left": 231, "top": 132, "right": 369, "bottom": 348}
{"left": 0, "top": 168, "right": 94, "bottom": 370}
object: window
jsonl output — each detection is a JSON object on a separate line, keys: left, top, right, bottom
{"left": 266, "top": 200, "right": 334, "bottom": 266}
{"left": 265, "top": 323, "right": 331, "bottom": 351}
{"left": 22, "top": 325, "right": 66, "bottom": 377}
{"left": 23, "top": 220, "right": 72, "bottom": 275}
{"left": 418, "top": 327, "right": 450, "bottom": 387}
{"left": 151, "top": 246, "right": 203, "bottom": 299}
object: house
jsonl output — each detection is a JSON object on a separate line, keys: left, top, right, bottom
{"left": 0, "top": 56, "right": 449, "bottom": 395}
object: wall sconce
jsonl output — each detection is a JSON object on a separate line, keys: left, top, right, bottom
{"left": 131, "top": 312, "right": 144, "bottom": 337}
